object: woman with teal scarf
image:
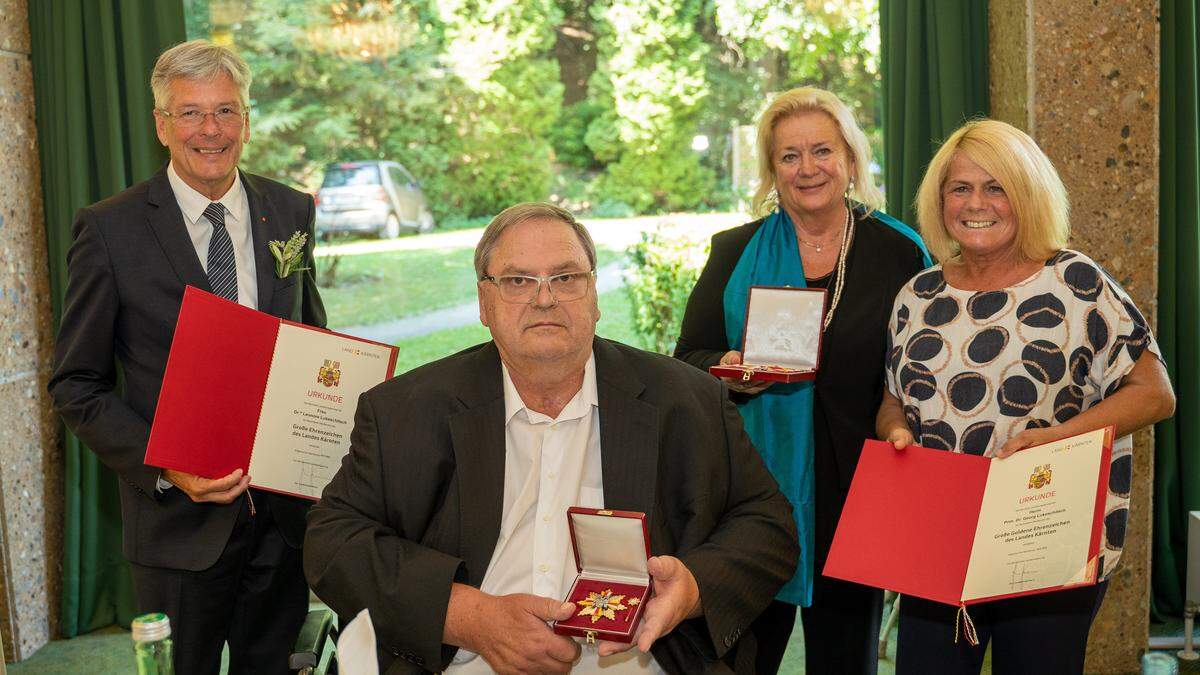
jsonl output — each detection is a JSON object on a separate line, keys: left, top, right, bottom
{"left": 675, "top": 87, "right": 931, "bottom": 674}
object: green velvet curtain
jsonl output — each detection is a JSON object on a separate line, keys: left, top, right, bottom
{"left": 1152, "top": 0, "right": 1200, "bottom": 621}
{"left": 27, "top": 1, "right": 186, "bottom": 637}
{"left": 880, "top": 0, "right": 990, "bottom": 228}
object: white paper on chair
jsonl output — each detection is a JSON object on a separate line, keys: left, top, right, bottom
{"left": 337, "top": 608, "right": 380, "bottom": 675}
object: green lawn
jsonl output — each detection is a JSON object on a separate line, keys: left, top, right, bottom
{"left": 318, "top": 246, "right": 623, "bottom": 329}
{"left": 392, "top": 288, "right": 645, "bottom": 375}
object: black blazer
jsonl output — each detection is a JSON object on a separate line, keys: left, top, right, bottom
{"left": 674, "top": 212, "right": 927, "bottom": 494}
{"left": 49, "top": 167, "right": 327, "bottom": 571}
{"left": 304, "top": 338, "right": 799, "bottom": 674}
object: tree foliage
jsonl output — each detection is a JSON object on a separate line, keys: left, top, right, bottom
{"left": 183, "top": 0, "right": 879, "bottom": 218}
{"left": 623, "top": 225, "right": 709, "bottom": 354}
{"left": 581, "top": 0, "right": 717, "bottom": 211}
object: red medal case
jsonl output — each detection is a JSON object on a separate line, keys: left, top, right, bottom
{"left": 552, "top": 507, "right": 652, "bottom": 644}
{"left": 709, "top": 285, "right": 828, "bottom": 384}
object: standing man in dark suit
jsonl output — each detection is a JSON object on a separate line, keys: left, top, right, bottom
{"left": 304, "top": 202, "right": 798, "bottom": 674}
{"left": 49, "top": 40, "right": 325, "bottom": 674}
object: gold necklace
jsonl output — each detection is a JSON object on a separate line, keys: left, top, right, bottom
{"left": 797, "top": 224, "right": 845, "bottom": 253}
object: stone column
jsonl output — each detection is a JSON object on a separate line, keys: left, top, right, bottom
{"left": 990, "top": 0, "right": 1160, "bottom": 672}
{"left": 0, "top": 0, "right": 62, "bottom": 661}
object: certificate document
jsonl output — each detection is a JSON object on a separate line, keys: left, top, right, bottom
{"left": 960, "top": 429, "right": 1108, "bottom": 601}
{"left": 145, "top": 287, "right": 398, "bottom": 500}
{"left": 823, "top": 427, "right": 1112, "bottom": 606}
{"left": 248, "top": 323, "right": 393, "bottom": 498}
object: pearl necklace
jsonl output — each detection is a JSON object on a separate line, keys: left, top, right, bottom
{"left": 818, "top": 201, "right": 853, "bottom": 332}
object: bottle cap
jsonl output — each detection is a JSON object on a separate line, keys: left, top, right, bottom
{"left": 131, "top": 613, "right": 171, "bottom": 642}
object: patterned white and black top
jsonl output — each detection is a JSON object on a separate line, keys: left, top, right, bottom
{"left": 884, "top": 249, "right": 1161, "bottom": 579}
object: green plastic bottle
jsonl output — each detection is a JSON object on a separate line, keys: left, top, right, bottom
{"left": 131, "top": 612, "right": 174, "bottom": 675}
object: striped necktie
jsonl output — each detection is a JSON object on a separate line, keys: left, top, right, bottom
{"left": 203, "top": 202, "right": 239, "bottom": 302}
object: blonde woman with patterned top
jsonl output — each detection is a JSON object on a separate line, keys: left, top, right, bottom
{"left": 876, "top": 119, "right": 1175, "bottom": 675}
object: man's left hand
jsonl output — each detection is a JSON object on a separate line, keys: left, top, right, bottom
{"left": 598, "top": 555, "right": 701, "bottom": 657}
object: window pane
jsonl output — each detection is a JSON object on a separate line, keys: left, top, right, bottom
{"left": 322, "top": 165, "right": 381, "bottom": 188}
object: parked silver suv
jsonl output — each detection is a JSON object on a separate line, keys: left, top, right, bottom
{"left": 315, "top": 161, "right": 436, "bottom": 238}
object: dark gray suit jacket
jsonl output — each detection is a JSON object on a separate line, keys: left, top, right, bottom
{"left": 49, "top": 167, "right": 327, "bottom": 571}
{"left": 304, "top": 338, "right": 799, "bottom": 674}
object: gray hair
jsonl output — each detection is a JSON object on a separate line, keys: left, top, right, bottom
{"left": 474, "top": 203, "right": 596, "bottom": 278}
{"left": 151, "top": 39, "right": 252, "bottom": 110}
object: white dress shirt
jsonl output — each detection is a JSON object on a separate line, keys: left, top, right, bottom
{"left": 167, "top": 162, "right": 258, "bottom": 309}
{"left": 447, "top": 354, "right": 662, "bottom": 673}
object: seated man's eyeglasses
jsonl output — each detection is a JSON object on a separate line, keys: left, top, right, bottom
{"left": 158, "top": 106, "right": 247, "bottom": 128}
{"left": 480, "top": 270, "right": 596, "bottom": 304}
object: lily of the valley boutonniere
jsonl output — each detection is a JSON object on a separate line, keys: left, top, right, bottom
{"left": 268, "top": 230, "right": 311, "bottom": 278}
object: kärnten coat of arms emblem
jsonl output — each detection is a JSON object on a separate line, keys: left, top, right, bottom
{"left": 1028, "top": 464, "right": 1052, "bottom": 490}
{"left": 317, "top": 360, "right": 341, "bottom": 388}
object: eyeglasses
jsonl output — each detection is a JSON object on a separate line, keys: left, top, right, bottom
{"left": 158, "top": 106, "right": 247, "bottom": 129}
{"left": 479, "top": 270, "right": 596, "bottom": 304}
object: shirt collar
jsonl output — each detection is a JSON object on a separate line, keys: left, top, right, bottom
{"left": 502, "top": 352, "right": 598, "bottom": 425}
{"left": 167, "top": 162, "right": 244, "bottom": 227}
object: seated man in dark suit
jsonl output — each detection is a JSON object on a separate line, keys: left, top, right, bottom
{"left": 304, "top": 202, "right": 798, "bottom": 674}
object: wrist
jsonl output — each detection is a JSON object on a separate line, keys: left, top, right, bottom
{"left": 685, "top": 591, "right": 703, "bottom": 619}
{"left": 1031, "top": 425, "right": 1061, "bottom": 444}
{"left": 444, "top": 583, "right": 486, "bottom": 650}
{"left": 678, "top": 563, "right": 703, "bottom": 619}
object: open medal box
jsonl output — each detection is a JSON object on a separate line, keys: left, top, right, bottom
{"left": 552, "top": 507, "right": 652, "bottom": 644}
{"left": 709, "top": 285, "right": 828, "bottom": 384}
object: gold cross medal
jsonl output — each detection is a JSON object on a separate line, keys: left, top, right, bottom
{"left": 577, "top": 589, "right": 628, "bottom": 623}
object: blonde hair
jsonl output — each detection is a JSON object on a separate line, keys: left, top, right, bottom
{"left": 752, "top": 87, "right": 884, "bottom": 217}
{"left": 916, "top": 119, "right": 1070, "bottom": 263}
{"left": 474, "top": 202, "right": 596, "bottom": 278}
{"left": 151, "top": 39, "right": 251, "bottom": 110}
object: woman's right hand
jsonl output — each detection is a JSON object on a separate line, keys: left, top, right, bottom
{"left": 875, "top": 390, "right": 915, "bottom": 451}
{"left": 718, "top": 351, "right": 775, "bottom": 395}
{"left": 884, "top": 427, "right": 915, "bottom": 450}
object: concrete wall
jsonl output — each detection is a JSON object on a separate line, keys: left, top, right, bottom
{"left": 991, "top": 0, "right": 1160, "bottom": 672}
{"left": 0, "top": 0, "right": 61, "bottom": 661}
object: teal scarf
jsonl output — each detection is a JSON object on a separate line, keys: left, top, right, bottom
{"left": 723, "top": 206, "right": 931, "bottom": 607}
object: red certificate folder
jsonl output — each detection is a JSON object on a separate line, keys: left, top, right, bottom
{"left": 144, "top": 287, "right": 398, "bottom": 499}
{"left": 824, "top": 428, "right": 1113, "bottom": 609}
